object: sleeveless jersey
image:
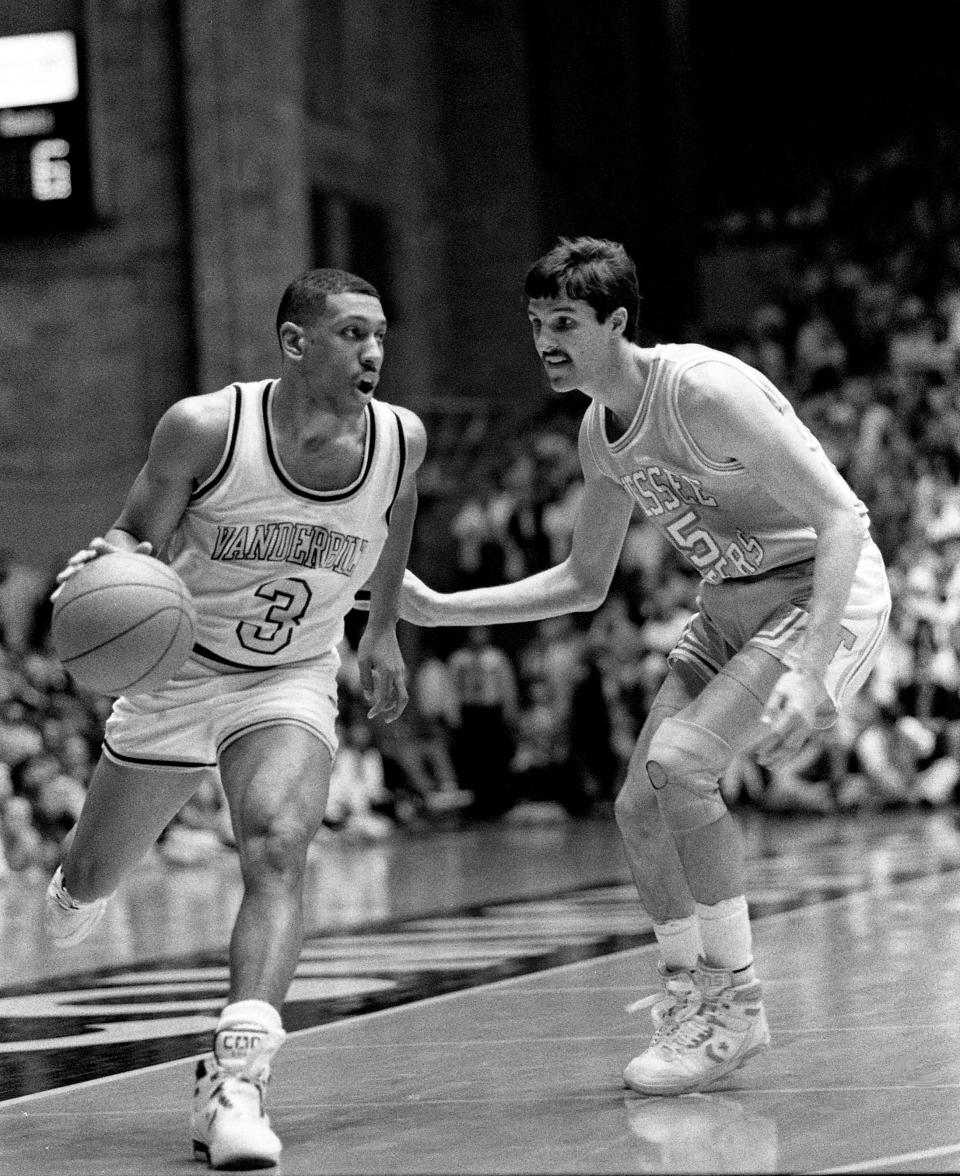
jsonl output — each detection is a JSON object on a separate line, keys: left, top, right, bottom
{"left": 164, "top": 379, "right": 407, "bottom": 670}
{"left": 583, "top": 343, "right": 871, "bottom": 585}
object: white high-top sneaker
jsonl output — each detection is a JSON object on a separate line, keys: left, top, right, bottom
{"left": 625, "top": 962, "right": 701, "bottom": 1051}
{"left": 191, "top": 1021, "right": 286, "bottom": 1169}
{"left": 43, "top": 865, "right": 112, "bottom": 946}
{"left": 624, "top": 959, "right": 770, "bottom": 1096}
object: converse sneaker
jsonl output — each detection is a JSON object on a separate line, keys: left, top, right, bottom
{"left": 625, "top": 963, "right": 700, "bottom": 1049}
{"left": 43, "top": 865, "right": 111, "bottom": 946}
{"left": 191, "top": 1023, "right": 284, "bottom": 1169}
{"left": 623, "top": 960, "right": 770, "bottom": 1096}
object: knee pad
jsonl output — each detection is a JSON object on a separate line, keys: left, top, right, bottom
{"left": 646, "top": 717, "right": 733, "bottom": 833}
{"left": 614, "top": 773, "right": 663, "bottom": 840}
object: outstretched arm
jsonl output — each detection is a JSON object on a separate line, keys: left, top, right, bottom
{"left": 393, "top": 436, "right": 635, "bottom": 628}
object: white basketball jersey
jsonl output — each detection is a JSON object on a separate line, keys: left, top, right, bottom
{"left": 164, "top": 379, "right": 407, "bottom": 671}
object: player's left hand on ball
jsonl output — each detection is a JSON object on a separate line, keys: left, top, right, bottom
{"left": 752, "top": 668, "right": 823, "bottom": 768}
{"left": 51, "top": 537, "right": 153, "bottom": 599}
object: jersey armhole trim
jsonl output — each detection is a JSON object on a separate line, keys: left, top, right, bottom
{"left": 385, "top": 408, "right": 407, "bottom": 525}
{"left": 671, "top": 361, "right": 745, "bottom": 474}
{"left": 190, "top": 385, "right": 242, "bottom": 502}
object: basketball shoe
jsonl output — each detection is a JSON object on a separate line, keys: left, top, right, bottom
{"left": 625, "top": 962, "right": 701, "bottom": 1048}
{"left": 43, "top": 865, "right": 111, "bottom": 946}
{"left": 623, "top": 959, "right": 770, "bottom": 1096}
{"left": 192, "top": 1021, "right": 285, "bottom": 1170}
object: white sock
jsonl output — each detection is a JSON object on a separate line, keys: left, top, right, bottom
{"left": 215, "top": 1000, "right": 285, "bottom": 1075}
{"left": 696, "top": 895, "right": 752, "bottom": 973}
{"left": 653, "top": 915, "right": 702, "bottom": 971}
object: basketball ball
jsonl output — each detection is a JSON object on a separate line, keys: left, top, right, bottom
{"left": 51, "top": 551, "right": 197, "bottom": 696}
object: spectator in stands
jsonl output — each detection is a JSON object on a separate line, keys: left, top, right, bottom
{"left": 447, "top": 626, "right": 518, "bottom": 819}
{"left": 323, "top": 718, "right": 395, "bottom": 841}
{"left": 568, "top": 639, "right": 625, "bottom": 805}
{"left": 449, "top": 472, "right": 514, "bottom": 590}
{"left": 1, "top": 794, "right": 49, "bottom": 874}
{"left": 411, "top": 644, "right": 465, "bottom": 811}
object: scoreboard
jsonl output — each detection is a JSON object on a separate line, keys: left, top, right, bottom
{"left": 0, "top": 30, "right": 93, "bottom": 233}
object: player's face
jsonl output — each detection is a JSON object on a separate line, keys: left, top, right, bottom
{"left": 286, "top": 291, "right": 387, "bottom": 405}
{"left": 527, "top": 296, "right": 615, "bottom": 393}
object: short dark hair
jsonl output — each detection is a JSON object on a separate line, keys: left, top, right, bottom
{"left": 276, "top": 268, "right": 381, "bottom": 341}
{"left": 524, "top": 236, "right": 641, "bottom": 341}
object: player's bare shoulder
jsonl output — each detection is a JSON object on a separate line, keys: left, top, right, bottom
{"left": 679, "top": 356, "right": 746, "bottom": 410}
{"left": 675, "top": 356, "right": 770, "bottom": 464}
{"left": 681, "top": 356, "right": 772, "bottom": 432}
{"left": 149, "top": 388, "right": 235, "bottom": 484}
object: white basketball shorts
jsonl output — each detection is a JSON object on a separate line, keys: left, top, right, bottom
{"left": 670, "top": 536, "right": 890, "bottom": 725}
{"left": 102, "top": 649, "right": 341, "bottom": 771}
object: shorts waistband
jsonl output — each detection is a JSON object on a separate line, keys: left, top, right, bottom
{"left": 717, "top": 557, "right": 816, "bottom": 586}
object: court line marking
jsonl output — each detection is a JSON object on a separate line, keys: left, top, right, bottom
{"left": 3, "top": 868, "right": 958, "bottom": 1115}
{"left": 814, "top": 1142, "right": 960, "bottom": 1173}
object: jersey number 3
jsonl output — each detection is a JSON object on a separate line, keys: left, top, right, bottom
{"left": 237, "top": 576, "right": 312, "bottom": 655}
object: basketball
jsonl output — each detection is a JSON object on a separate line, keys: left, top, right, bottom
{"left": 51, "top": 551, "right": 197, "bottom": 696}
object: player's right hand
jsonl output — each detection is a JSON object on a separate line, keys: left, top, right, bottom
{"left": 51, "top": 536, "right": 153, "bottom": 599}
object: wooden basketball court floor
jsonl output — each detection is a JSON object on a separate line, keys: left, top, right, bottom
{"left": 2, "top": 804, "right": 960, "bottom": 1174}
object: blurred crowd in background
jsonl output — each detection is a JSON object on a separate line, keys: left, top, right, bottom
{"left": 4, "top": 128, "right": 960, "bottom": 876}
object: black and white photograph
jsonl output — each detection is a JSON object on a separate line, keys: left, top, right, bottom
{"left": 1, "top": 2, "right": 959, "bottom": 1172}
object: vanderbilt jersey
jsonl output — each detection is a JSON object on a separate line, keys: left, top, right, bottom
{"left": 583, "top": 344, "right": 871, "bottom": 584}
{"left": 164, "top": 379, "right": 406, "bottom": 671}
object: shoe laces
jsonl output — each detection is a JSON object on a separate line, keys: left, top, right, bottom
{"left": 218, "top": 1071, "right": 268, "bottom": 1116}
{"left": 625, "top": 992, "right": 660, "bottom": 1016}
{"left": 53, "top": 887, "right": 80, "bottom": 912}
{"left": 626, "top": 973, "right": 698, "bottom": 1018}
{"left": 627, "top": 980, "right": 701, "bottom": 1045}
{"left": 660, "top": 1006, "right": 716, "bottom": 1053}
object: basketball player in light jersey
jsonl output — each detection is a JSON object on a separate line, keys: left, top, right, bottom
{"left": 45, "top": 269, "right": 426, "bottom": 1168}
{"left": 388, "top": 237, "right": 891, "bottom": 1095}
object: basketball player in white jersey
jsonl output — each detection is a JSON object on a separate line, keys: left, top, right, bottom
{"left": 45, "top": 268, "right": 426, "bottom": 1167}
{"left": 385, "top": 237, "right": 891, "bottom": 1095}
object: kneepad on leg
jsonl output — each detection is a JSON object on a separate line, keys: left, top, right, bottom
{"left": 646, "top": 717, "right": 734, "bottom": 833}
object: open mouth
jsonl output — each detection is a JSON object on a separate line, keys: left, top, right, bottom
{"left": 357, "top": 374, "right": 378, "bottom": 394}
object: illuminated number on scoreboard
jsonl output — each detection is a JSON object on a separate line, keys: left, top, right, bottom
{"left": 30, "top": 138, "right": 71, "bottom": 200}
{"left": 0, "top": 31, "right": 90, "bottom": 231}
{"left": 237, "top": 576, "right": 312, "bottom": 655}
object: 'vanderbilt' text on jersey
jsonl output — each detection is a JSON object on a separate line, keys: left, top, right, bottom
{"left": 164, "top": 380, "right": 406, "bottom": 670}
{"left": 583, "top": 344, "right": 871, "bottom": 584}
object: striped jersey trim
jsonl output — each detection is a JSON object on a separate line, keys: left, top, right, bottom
{"left": 666, "top": 356, "right": 745, "bottom": 474}
{"left": 218, "top": 717, "right": 334, "bottom": 757}
{"left": 262, "top": 382, "right": 377, "bottom": 502}
{"left": 192, "top": 642, "right": 322, "bottom": 674}
{"left": 833, "top": 596, "right": 892, "bottom": 701}
{"left": 602, "top": 352, "right": 659, "bottom": 453}
{"left": 385, "top": 409, "right": 407, "bottom": 525}
{"left": 193, "top": 642, "right": 281, "bottom": 671}
{"left": 102, "top": 738, "right": 216, "bottom": 771}
{"left": 190, "top": 385, "right": 243, "bottom": 502}
{"left": 754, "top": 606, "right": 807, "bottom": 646}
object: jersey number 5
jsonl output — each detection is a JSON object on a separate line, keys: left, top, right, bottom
{"left": 666, "top": 509, "right": 722, "bottom": 570}
{"left": 237, "top": 576, "right": 312, "bottom": 655}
